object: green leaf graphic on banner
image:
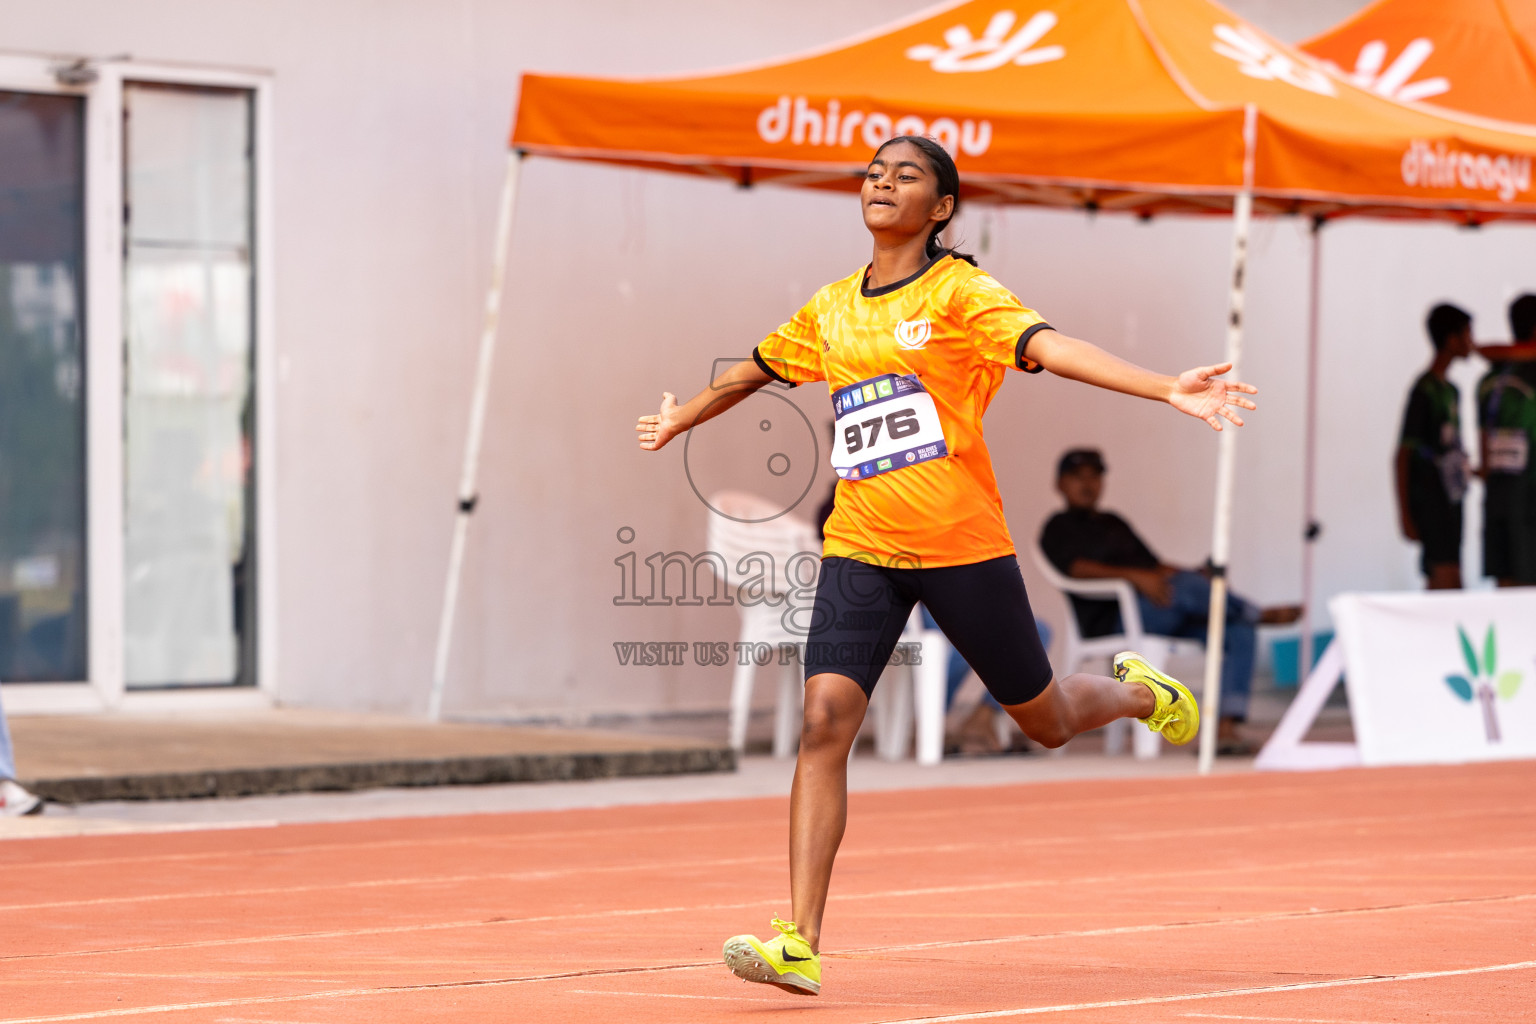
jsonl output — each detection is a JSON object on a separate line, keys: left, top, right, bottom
{"left": 1484, "top": 625, "right": 1497, "bottom": 676}
{"left": 1497, "top": 671, "right": 1522, "bottom": 700}
{"left": 1445, "top": 675, "right": 1474, "bottom": 702}
{"left": 1457, "top": 626, "right": 1479, "bottom": 678}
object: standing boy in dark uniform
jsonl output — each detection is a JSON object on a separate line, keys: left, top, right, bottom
{"left": 1478, "top": 294, "right": 1536, "bottom": 587}
{"left": 1395, "top": 304, "right": 1474, "bottom": 590}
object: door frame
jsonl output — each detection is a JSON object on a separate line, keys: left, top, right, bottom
{"left": 0, "top": 54, "right": 277, "bottom": 714}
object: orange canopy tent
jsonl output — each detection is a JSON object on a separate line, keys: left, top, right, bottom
{"left": 431, "top": 0, "right": 1536, "bottom": 770}
{"left": 512, "top": 0, "right": 1536, "bottom": 220}
{"left": 1301, "top": 0, "right": 1536, "bottom": 126}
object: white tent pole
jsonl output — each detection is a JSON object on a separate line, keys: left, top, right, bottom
{"left": 1298, "top": 217, "right": 1323, "bottom": 692}
{"left": 428, "top": 150, "right": 526, "bottom": 722}
{"left": 1198, "top": 105, "right": 1257, "bottom": 776}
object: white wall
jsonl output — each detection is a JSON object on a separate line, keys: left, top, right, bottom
{"left": 6, "top": 0, "right": 1528, "bottom": 721}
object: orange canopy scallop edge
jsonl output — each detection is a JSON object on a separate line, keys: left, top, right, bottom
{"left": 511, "top": 0, "right": 1536, "bottom": 223}
{"left": 1301, "top": 0, "right": 1536, "bottom": 128}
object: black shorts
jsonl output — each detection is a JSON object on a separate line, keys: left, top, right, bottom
{"left": 1411, "top": 497, "right": 1462, "bottom": 574}
{"left": 1484, "top": 477, "right": 1536, "bottom": 584}
{"left": 803, "top": 554, "right": 1053, "bottom": 706}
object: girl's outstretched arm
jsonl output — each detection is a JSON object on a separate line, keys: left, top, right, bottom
{"left": 635, "top": 358, "right": 776, "bottom": 451}
{"left": 1023, "top": 329, "right": 1258, "bottom": 431}
{"left": 1477, "top": 340, "right": 1536, "bottom": 361}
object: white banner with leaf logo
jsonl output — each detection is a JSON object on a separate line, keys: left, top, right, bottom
{"left": 1332, "top": 590, "right": 1536, "bottom": 765}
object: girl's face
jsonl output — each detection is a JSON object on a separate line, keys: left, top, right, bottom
{"left": 861, "top": 140, "right": 954, "bottom": 240}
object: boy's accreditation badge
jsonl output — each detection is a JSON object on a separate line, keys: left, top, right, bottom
{"left": 830, "top": 373, "right": 948, "bottom": 480}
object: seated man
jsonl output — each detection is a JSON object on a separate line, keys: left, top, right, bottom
{"left": 1039, "top": 448, "right": 1298, "bottom": 755}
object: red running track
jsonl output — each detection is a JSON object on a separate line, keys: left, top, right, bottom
{"left": 2, "top": 761, "right": 1534, "bottom": 1023}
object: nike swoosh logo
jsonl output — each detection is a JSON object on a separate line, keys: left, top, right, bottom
{"left": 782, "top": 950, "right": 814, "bottom": 963}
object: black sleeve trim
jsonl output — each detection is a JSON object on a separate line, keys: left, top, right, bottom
{"left": 1014, "top": 322, "right": 1054, "bottom": 373}
{"left": 752, "top": 347, "right": 798, "bottom": 386}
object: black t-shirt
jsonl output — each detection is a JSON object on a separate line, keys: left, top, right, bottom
{"left": 1040, "top": 508, "right": 1159, "bottom": 638}
{"left": 1398, "top": 370, "right": 1466, "bottom": 514}
{"left": 1478, "top": 359, "right": 1536, "bottom": 498}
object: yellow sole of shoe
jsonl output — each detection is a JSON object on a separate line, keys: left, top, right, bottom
{"left": 722, "top": 937, "right": 820, "bottom": 996}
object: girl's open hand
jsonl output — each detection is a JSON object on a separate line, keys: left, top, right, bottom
{"left": 1169, "top": 363, "right": 1257, "bottom": 431}
{"left": 636, "top": 392, "right": 686, "bottom": 451}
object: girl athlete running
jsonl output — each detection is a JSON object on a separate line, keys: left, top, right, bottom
{"left": 634, "top": 136, "right": 1257, "bottom": 996}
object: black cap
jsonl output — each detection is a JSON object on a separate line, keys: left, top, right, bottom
{"left": 1057, "top": 448, "right": 1105, "bottom": 477}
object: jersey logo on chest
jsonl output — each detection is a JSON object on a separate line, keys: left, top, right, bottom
{"left": 895, "top": 318, "right": 931, "bottom": 350}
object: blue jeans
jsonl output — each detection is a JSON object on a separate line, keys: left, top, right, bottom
{"left": 0, "top": 688, "right": 14, "bottom": 779}
{"left": 1130, "top": 570, "right": 1257, "bottom": 721}
{"left": 921, "top": 607, "right": 1053, "bottom": 712}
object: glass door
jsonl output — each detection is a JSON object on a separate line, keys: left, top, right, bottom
{"left": 122, "top": 82, "right": 256, "bottom": 688}
{"left": 0, "top": 90, "right": 88, "bottom": 683}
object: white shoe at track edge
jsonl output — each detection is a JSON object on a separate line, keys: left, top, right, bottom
{"left": 0, "top": 779, "right": 43, "bottom": 817}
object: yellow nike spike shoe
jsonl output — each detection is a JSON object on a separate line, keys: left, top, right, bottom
{"left": 722, "top": 918, "right": 820, "bottom": 996}
{"left": 1114, "top": 650, "right": 1200, "bottom": 746}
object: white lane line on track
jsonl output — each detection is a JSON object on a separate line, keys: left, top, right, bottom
{"left": 6, "top": 893, "right": 1532, "bottom": 1014}
{"left": 3, "top": 958, "right": 1532, "bottom": 1024}
{"left": 564, "top": 989, "right": 920, "bottom": 1007}
{"left": 17, "top": 774, "right": 1524, "bottom": 870}
{"left": 5, "top": 874, "right": 1531, "bottom": 966}
{"left": 562, "top": 990, "right": 761, "bottom": 1002}
{"left": 0, "top": 965, "right": 705, "bottom": 1024}
{"left": 825, "top": 861, "right": 1536, "bottom": 916}
{"left": 0, "top": 855, "right": 784, "bottom": 912}
{"left": 862, "top": 959, "right": 1536, "bottom": 1023}
{"left": 838, "top": 891, "right": 1536, "bottom": 957}
{"left": 1182, "top": 1014, "right": 1411, "bottom": 1022}
{"left": 7, "top": 827, "right": 1533, "bottom": 915}
{"left": 3, "top": 782, "right": 1296, "bottom": 866}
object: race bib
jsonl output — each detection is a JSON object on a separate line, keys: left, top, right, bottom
{"left": 830, "top": 373, "right": 948, "bottom": 480}
{"left": 1487, "top": 428, "right": 1530, "bottom": 474}
{"left": 1436, "top": 446, "right": 1470, "bottom": 503}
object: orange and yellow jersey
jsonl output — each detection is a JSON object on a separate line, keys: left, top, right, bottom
{"left": 754, "top": 253, "right": 1051, "bottom": 568}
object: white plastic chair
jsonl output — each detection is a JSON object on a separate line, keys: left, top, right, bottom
{"left": 707, "top": 492, "right": 820, "bottom": 758}
{"left": 865, "top": 608, "right": 951, "bottom": 765}
{"left": 707, "top": 491, "right": 953, "bottom": 763}
{"left": 1029, "top": 545, "right": 1203, "bottom": 758}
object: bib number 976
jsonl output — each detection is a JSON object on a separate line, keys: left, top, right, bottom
{"left": 843, "top": 408, "right": 920, "bottom": 454}
{"left": 830, "top": 373, "right": 947, "bottom": 480}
